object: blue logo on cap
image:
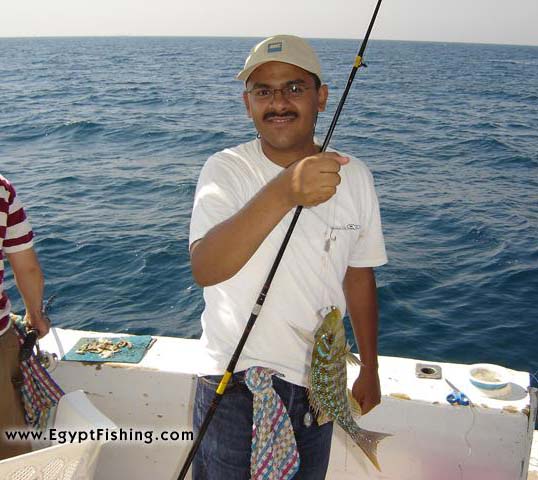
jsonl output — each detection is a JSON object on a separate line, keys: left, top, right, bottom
{"left": 267, "top": 41, "right": 283, "bottom": 53}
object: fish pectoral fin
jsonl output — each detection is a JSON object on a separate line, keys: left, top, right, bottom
{"left": 346, "top": 351, "right": 364, "bottom": 367}
{"left": 317, "top": 410, "right": 332, "bottom": 426}
{"left": 347, "top": 389, "right": 362, "bottom": 418}
{"left": 308, "top": 394, "right": 330, "bottom": 425}
{"left": 291, "top": 325, "right": 315, "bottom": 345}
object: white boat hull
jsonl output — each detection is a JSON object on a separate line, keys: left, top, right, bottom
{"left": 31, "top": 328, "right": 537, "bottom": 480}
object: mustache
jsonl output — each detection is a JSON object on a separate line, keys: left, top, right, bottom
{"left": 263, "top": 111, "right": 298, "bottom": 121}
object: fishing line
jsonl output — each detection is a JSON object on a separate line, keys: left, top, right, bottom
{"left": 459, "top": 367, "right": 538, "bottom": 476}
{"left": 178, "top": 2, "right": 383, "bottom": 477}
{"left": 319, "top": 212, "right": 335, "bottom": 316}
{"left": 454, "top": 403, "right": 476, "bottom": 480}
{"left": 462, "top": 404, "right": 476, "bottom": 461}
{"left": 453, "top": 398, "right": 479, "bottom": 480}
{"left": 306, "top": 184, "right": 338, "bottom": 311}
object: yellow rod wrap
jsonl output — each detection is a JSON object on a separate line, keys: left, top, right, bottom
{"left": 354, "top": 55, "right": 363, "bottom": 68}
{"left": 216, "top": 371, "right": 232, "bottom": 395}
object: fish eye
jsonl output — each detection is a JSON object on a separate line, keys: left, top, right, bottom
{"left": 323, "top": 333, "right": 334, "bottom": 343}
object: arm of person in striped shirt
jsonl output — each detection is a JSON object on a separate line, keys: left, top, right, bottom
{"left": 7, "top": 248, "right": 49, "bottom": 337}
{"left": 1, "top": 175, "right": 49, "bottom": 337}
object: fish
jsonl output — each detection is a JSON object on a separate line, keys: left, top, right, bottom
{"left": 294, "top": 305, "right": 390, "bottom": 471}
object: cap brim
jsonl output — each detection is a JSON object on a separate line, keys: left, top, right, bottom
{"left": 236, "top": 60, "right": 322, "bottom": 83}
{"left": 236, "top": 63, "right": 264, "bottom": 82}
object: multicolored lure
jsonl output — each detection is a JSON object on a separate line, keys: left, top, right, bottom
{"left": 294, "top": 306, "right": 390, "bottom": 471}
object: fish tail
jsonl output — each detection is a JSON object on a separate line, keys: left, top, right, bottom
{"left": 350, "top": 427, "right": 391, "bottom": 472}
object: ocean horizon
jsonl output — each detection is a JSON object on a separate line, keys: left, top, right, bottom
{"left": 1, "top": 35, "right": 538, "bottom": 48}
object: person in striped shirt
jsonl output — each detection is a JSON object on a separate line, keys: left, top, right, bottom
{"left": 0, "top": 174, "right": 49, "bottom": 460}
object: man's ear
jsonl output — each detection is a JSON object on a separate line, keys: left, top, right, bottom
{"left": 317, "top": 84, "right": 329, "bottom": 113}
{"left": 243, "top": 91, "right": 252, "bottom": 118}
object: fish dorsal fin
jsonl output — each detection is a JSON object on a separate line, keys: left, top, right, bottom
{"left": 291, "top": 325, "right": 316, "bottom": 345}
{"left": 347, "top": 389, "right": 362, "bottom": 418}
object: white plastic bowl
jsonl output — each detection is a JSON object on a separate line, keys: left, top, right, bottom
{"left": 469, "top": 363, "right": 510, "bottom": 390}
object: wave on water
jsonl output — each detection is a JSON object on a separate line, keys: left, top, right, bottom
{"left": 2, "top": 120, "right": 104, "bottom": 143}
{"left": 51, "top": 120, "right": 104, "bottom": 136}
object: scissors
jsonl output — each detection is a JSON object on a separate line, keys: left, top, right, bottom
{"left": 445, "top": 379, "right": 471, "bottom": 406}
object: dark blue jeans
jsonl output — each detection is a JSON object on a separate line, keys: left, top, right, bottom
{"left": 192, "top": 371, "right": 333, "bottom": 479}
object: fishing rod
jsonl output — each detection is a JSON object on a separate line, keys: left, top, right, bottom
{"left": 178, "top": 1, "right": 383, "bottom": 477}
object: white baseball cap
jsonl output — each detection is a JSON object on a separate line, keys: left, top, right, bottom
{"left": 236, "top": 35, "right": 322, "bottom": 83}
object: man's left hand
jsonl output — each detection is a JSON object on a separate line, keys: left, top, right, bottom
{"left": 24, "top": 312, "right": 50, "bottom": 338}
{"left": 352, "top": 366, "right": 381, "bottom": 415}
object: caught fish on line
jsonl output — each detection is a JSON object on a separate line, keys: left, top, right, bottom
{"left": 293, "top": 305, "right": 391, "bottom": 471}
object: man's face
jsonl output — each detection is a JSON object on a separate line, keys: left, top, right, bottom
{"left": 243, "top": 61, "right": 328, "bottom": 158}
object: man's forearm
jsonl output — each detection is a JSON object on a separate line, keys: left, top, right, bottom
{"left": 7, "top": 248, "right": 44, "bottom": 317}
{"left": 344, "top": 267, "right": 382, "bottom": 414}
{"left": 343, "top": 267, "right": 379, "bottom": 368}
{"left": 191, "top": 151, "right": 350, "bottom": 286}
{"left": 190, "top": 175, "right": 293, "bottom": 286}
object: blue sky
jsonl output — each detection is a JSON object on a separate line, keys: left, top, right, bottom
{"left": 1, "top": 0, "right": 537, "bottom": 46}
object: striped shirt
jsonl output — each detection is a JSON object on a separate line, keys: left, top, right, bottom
{"left": 1, "top": 174, "right": 34, "bottom": 336}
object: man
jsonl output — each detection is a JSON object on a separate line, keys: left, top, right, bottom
{"left": 0, "top": 174, "right": 49, "bottom": 460}
{"left": 189, "top": 35, "right": 387, "bottom": 479}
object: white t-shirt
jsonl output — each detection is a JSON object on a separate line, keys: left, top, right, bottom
{"left": 189, "top": 138, "right": 387, "bottom": 387}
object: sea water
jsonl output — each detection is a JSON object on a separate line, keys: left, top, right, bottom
{"left": 1, "top": 37, "right": 537, "bottom": 381}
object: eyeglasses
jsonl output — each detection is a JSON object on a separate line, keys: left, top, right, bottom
{"left": 245, "top": 83, "right": 313, "bottom": 101}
